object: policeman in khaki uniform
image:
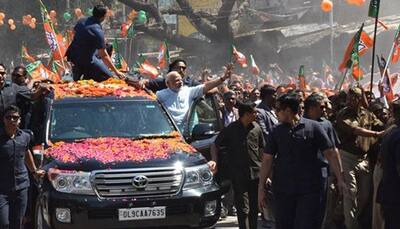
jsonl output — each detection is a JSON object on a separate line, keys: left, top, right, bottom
{"left": 336, "top": 87, "right": 384, "bottom": 229}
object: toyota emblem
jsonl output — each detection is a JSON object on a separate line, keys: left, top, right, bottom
{"left": 132, "top": 175, "right": 149, "bottom": 189}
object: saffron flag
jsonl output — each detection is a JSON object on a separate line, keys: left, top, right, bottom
{"left": 134, "top": 55, "right": 159, "bottom": 79}
{"left": 391, "top": 24, "right": 400, "bottom": 64}
{"left": 298, "top": 65, "right": 306, "bottom": 90}
{"left": 21, "top": 45, "right": 36, "bottom": 63}
{"left": 249, "top": 55, "right": 260, "bottom": 75}
{"left": 26, "top": 61, "right": 61, "bottom": 83}
{"left": 40, "top": 2, "right": 66, "bottom": 60}
{"left": 158, "top": 41, "right": 170, "bottom": 69}
{"left": 378, "top": 56, "right": 394, "bottom": 102}
{"left": 382, "top": 72, "right": 394, "bottom": 102}
{"left": 232, "top": 45, "right": 247, "bottom": 68}
{"left": 339, "top": 24, "right": 373, "bottom": 72}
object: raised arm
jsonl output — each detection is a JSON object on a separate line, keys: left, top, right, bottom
{"left": 203, "top": 64, "right": 233, "bottom": 94}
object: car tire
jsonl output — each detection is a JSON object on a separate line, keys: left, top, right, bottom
{"left": 34, "top": 198, "right": 50, "bottom": 229}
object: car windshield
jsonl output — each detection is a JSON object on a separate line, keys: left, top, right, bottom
{"left": 49, "top": 100, "right": 176, "bottom": 141}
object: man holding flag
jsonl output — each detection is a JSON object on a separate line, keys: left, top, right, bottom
{"left": 65, "top": 4, "right": 125, "bottom": 82}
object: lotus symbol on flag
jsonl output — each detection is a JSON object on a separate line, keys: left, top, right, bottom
{"left": 45, "top": 29, "right": 58, "bottom": 51}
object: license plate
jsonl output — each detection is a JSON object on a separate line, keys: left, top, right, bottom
{"left": 118, "top": 207, "right": 166, "bottom": 221}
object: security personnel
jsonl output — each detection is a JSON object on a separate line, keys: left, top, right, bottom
{"left": 0, "top": 64, "right": 48, "bottom": 127}
{"left": 304, "top": 93, "right": 341, "bottom": 227}
{"left": 256, "top": 84, "right": 278, "bottom": 140}
{"left": 336, "top": 87, "right": 384, "bottom": 229}
{"left": 378, "top": 99, "right": 400, "bottom": 229}
{"left": 0, "top": 105, "right": 45, "bottom": 229}
{"left": 66, "top": 4, "right": 125, "bottom": 81}
{"left": 258, "top": 94, "right": 345, "bottom": 229}
{"left": 210, "top": 102, "right": 265, "bottom": 229}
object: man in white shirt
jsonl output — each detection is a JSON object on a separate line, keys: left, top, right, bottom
{"left": 157, "top": 65, "right": 232, "bottom": 127}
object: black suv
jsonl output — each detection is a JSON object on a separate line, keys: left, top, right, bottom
{"left": 32, "top": 88, "right": 226, "bottom": 229}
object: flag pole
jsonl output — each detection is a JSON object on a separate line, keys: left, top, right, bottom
{"left": 381, "top": 27, "right": 400, "bottom": 82}
{"left": 369, "top": 0, "right": 380, "bottom": 93}
{"left": 369, "top": 18, "right": 379, "bottom": 92}
{"left": 38, "top": 0, "right": 66, "bottom": 70}
{"left": 336, "top": 68, "right": 349, "bottom": 91}
{"left": 381, "top": 42, "right": 395, "bottom": 83}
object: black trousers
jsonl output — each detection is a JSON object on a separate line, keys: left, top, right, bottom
{"left": 274, "top": 191, "right": 320, "bottom": 229}
{"left": 383, "top": 205, "right": 400, "bottom": 229}
{"left": 72, "top": 58, "right": 113, "bottom": 82}
{"left": 0, "top": 188, "right": 28, "bottom": 229}
{"left": 232, "top": 178, "right": 259, "bottom": 229}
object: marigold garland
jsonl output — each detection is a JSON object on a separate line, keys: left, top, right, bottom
{"left": 45, "top": 136, "right": 196, "bottom": 164}
{"left": 52, "top": 78, "right": 156, "bottom": 100}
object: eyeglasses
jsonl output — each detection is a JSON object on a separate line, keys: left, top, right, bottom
{"left": 0, "top": 72, "right": 6, "bottom": 75}
{"left": 5, "top": 115, "right": 20, "bottom": 121}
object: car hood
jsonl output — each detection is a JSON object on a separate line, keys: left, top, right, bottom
{"left": 43, "top": 137, "right": 206, "bottom": 171}
{"left": 44, "top": 150, "right": 206, "bottom": 171}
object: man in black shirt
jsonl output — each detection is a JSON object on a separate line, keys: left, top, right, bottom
{"left": 0, "top": 105, "right": 45, "bottom": 229}
{"left": 0, "top": 64, "right": 48, "bottom": 125}
{"left": 304, "top": 93, "right": 341, "bottom": 227}
{"left": 378, "top": 99, "right": 400, "bottom": 229}
{"left": 210, "top": 102, "right": 265, "bottom": 229}
{"left": 258, "top": 94, "right": 345, "bottom": 229}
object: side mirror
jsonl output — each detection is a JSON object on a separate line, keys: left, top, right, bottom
{"left": 191, "top": 123, "right": 215, "bottom": 140}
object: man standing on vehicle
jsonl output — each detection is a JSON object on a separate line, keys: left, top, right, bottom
{"left": 258, "top": 94, "right": 346, "bottom": 229}
{"left": 156, "top": 64, "right": 232, "bottom": 129}
{"left": 210, "top": 102, "right": 265, "bottom": 229}
{"left": 66, "top": 4, "right": 125, "bottom": 81}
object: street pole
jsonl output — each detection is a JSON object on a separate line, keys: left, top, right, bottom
{"left": 329, "top": 4, "right": 334, "bottom": 68}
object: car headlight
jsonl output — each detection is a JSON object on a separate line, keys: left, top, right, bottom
{"left": 48, "top": 168, "right": 95, "bottom": 195}
{"left": 183, "top": 164, "right": 213, "bottom": 190}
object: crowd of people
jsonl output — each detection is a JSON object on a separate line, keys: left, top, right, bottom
{"left": 155, "top": 57, "right": 400, "bottom": 229}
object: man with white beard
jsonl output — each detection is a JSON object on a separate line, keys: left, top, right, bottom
{"left": 156, "top": 64, "right": 232, "bottom": 129}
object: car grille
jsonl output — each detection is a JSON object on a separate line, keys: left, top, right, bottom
{"left": 92, "top": 167, "right": 183, "bottom": 198}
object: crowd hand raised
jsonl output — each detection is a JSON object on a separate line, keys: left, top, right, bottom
{"left": 222, "top": 63, "right": 234, "bottom": 80}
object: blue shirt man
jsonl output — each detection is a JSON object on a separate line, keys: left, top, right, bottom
{"left": 258, "top": 94, "right": 345, "bottom": 229}
{"left": 66, "top": 4, "right": 124, "bottom": 82}
{"left": 0, "top": 105, "right": 44, "bottom": 229}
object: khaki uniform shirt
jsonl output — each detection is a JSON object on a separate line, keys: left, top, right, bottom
{"left": 336, "top": 106, "right": 383, "bottom": 156}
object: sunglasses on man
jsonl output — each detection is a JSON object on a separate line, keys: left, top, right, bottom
{"left": 5, "top": 115, "right": 20, "bottom": 121}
